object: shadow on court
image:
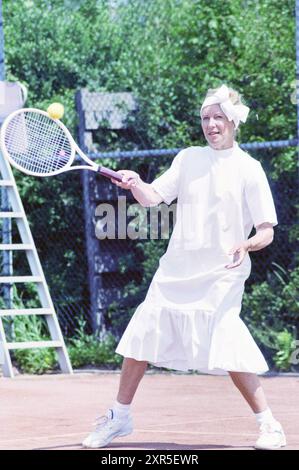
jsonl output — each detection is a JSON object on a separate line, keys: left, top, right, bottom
{"left": 32, "top": 442, "right": 253, "bottom": 451}
{"left": 0, "top": 372, "right": 298, "bottom": 450}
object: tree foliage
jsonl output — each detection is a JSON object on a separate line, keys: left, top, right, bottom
{"left": 4, "top": 0, "right": 296, "bottom": 153}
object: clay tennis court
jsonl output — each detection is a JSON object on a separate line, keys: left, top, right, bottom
{"left": 0, "top": 371, "right": 298, "bottom": 450}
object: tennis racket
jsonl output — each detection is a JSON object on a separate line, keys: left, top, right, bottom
{"left": 0, "top": 108, "right": 123, "bottom": 181}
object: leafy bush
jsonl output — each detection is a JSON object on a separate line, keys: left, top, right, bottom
{"left": 0, "top": 285, "right": 58, "bottom": 373}
{"left": 67, "top": 319, "right": 122, "bottom": 368}
{"left": 13, "top": 315, "right": 58, "bottom": 374}
{"left": 242, "top": 263, "right": 299, "bottom": 371}
{"left": 274, "top": 330, "right": 297, "bottom": 371}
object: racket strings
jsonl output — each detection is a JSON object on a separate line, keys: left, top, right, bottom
{"left": 4, "top": 112, "right": 72, "bottom": 175}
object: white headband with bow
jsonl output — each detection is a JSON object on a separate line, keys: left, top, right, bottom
{"left": 200, "top": 84, "right": 250, "bottom": 129}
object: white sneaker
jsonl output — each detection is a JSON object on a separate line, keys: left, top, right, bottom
{"left": 82, "top": 409, "right": 133, "bottom": 449}
{"left": 254, "top": 421, "right": 286, "bottom": 450}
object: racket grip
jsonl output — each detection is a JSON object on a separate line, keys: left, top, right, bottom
{"left": 98, "top": 166, "right": 123, "bottom": 182}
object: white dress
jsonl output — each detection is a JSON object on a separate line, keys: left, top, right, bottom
{"left": 116, "top": 142, "right": 278, "bottom": 375}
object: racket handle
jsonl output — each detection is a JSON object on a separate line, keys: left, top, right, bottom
{"left": 98, "top": 166, "right": 123, "bottom": 182}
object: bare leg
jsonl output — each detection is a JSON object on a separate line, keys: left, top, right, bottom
{"left": 117, "top": 357, "right": 148, "bottom": 405}
{"left": 229, "top": 371, "right": 268, "bottom": 413}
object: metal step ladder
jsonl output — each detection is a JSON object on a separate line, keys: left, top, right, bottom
{"left": 0, "top": 153, "right": 73, "bottom": 377}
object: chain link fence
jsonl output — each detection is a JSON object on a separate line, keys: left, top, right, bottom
{"left": 1, "top": 114, "right": 296, "bottom": 342}
{"left": 0, "top": 82, "right": 297, "bottom": 346}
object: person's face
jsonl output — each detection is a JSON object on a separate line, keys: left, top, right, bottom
{"left": 201, "top": 104, "right": 235, "bottom": 150}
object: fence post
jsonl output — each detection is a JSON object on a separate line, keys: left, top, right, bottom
{"left": 75, "top": 89, "right": 137, "bottom": 334}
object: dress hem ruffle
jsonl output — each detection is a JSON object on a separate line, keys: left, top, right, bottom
{"left": 115, "top": 301, "right": 269, "bottom": 376}
{"left": 115, "top": 351, "right": 269, "bottom": 376}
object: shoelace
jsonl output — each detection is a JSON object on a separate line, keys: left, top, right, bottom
{"left": 93, "top": 415, "right": 111, "bottom": 431}
{"left": 93, "top": 410, "right": 113, "bottom": 431}
{"left": 259, "top": 422, "right": 281, "bottom": 435}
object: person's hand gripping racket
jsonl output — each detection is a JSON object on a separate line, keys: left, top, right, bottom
{"left": 111, "top": 170, "right": 141, "bottom": 190}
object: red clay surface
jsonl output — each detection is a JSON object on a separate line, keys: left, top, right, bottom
{"left": 0, "top": 371, "right": 298, "bottom": 450}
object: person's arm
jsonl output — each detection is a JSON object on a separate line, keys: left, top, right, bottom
{"left": 112, "top": 151, "right": 183, "bottom": 207}
{"left": 244, "top": 222, "right": 274, "bottom": 252}
{"left": 111, "top": 170, "right": 163, "bottom": 207}
{"left": 227, "top": 161, "right": 278, "bottom": 269}
{"left": 226, "top": 222, "right": 274, "bottom": 269}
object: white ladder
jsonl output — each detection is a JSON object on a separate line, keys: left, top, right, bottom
{"left": 0, "top": 153, "right": 73, "bottom": 377}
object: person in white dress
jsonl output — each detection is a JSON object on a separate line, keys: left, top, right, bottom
{"left": 83, "top": 85, "right": 286, "bottom": 450}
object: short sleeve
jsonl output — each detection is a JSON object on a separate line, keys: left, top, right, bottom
{"left": 244, "top": 162, "right": 278, "bottom": 228}
{"left": 150, "top": 150, "right": 184, "bottom": 205}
